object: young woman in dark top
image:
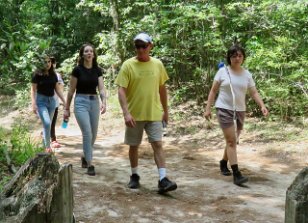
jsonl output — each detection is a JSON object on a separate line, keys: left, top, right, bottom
{"left": 64, "top": 43, "right": 107, "bottom": 176}
{"left": 50, "top": 56, "right": 64, "bottom": 148}
{"left": 31, "top": 56, "right": 66, "bottom": 153}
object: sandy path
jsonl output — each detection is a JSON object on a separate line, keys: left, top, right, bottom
{"left": 52, "top": 114, "right": 306, "bottom": 223}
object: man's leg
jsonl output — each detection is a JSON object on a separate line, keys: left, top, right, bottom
{"left": 150, "top": 141, "right": 165, "bottom": 169}
{"left": 125, "top": 122, "right": 144, "bottom": 188}
{"left": 129, "top": 145, "right": 139, "bottom": 169}
{"left": 151, "top": 141, "right": 177, "bottom": 193}
{"left": 151, "top": 141, "right": 167, "bottom": 181}
{"left": 146, "top": 122, "right": 177, "bottom": 193}
{"left": 127, "top": 145, "right": 140, "bottom": 188}
{"left": 146, "top": 122, "right": 166, "bottom": 179}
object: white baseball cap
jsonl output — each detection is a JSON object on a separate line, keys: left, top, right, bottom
{"left": 134, "top": 33, "right": 152, "bottom": 43}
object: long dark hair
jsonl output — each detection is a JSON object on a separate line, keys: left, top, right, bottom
{"left": 77, "top": 43, "right": 98, "bottom": 67}
{"left": 226, "top": 44, "right": 246, "bottom": 65}
{"left": 34, "top": 56, "right": 56, "bottom": 76}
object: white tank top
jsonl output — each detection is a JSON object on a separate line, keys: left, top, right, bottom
{"left": 214, "top": 67, "right": 255, "bottom": 111}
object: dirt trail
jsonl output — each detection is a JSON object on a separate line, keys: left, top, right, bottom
{"left": 52, "top": 112, "right": 307, "bottom": 223}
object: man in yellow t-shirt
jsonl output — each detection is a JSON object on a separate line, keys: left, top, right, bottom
{"left": 115, "top": 32, "right": 177, "bottom": 194}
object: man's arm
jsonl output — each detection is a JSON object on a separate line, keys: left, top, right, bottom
{"left": 159, "top": 84, "right": 168, "bottom": 123}
{"left": 118, "top": 86, "right": 136, "bottom": 127}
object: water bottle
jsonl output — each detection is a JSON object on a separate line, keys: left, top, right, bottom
{"left": 162, "top": 120, "right": 167, "bottom": 137}
{"left": 61, "top": 118, "right": 68, "bottom": 129}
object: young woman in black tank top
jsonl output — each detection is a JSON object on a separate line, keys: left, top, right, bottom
{"left": 64, "top": 44, "right": 107, "bottom": 176}
{"left": 31, "top": 55, "right": 66, "bottom": 152}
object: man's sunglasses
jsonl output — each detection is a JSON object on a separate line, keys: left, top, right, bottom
{"left": 135, "top": 43, "right": 149, "bottom": 49}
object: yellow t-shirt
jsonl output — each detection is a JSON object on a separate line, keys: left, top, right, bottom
{"left": 115, "top": 57, "right": 169, "bottom": 121}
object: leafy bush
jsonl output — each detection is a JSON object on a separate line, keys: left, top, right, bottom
{"left": 9, "top": 124, "right": 43, "bottom": 165}
{"left": 14, "top": 87, "right": 32, "bottom": 108}
{"left": 0, "top": 124, "right": 43, "bottom": 191}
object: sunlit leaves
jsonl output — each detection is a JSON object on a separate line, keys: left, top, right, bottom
{"left": 0, "top": 0, "right": 307, "bottom": 117}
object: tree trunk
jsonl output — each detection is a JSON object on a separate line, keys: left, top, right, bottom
{"left": 0, "top": 153, "right": 74, "bottom": 223}
{"left": 110, "top": 0, "right": 122, "bottom": 62}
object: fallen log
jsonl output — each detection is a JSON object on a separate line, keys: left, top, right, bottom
{"left": 0, "top": 153, "right": 74, "bottom": 223}
{"left": 285, "top": 167, "right": 308, "bottom": 223}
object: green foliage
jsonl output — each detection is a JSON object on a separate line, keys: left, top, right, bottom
{"left": 248, "top": 77, "right": 308, "bottom": 120}
{"left": 14, "top": 87, "right": 32, "bottom": 108}
{"left": 171, "top": 85, "right": 190, "bottom": 104}
{"left": 9, "top": 124, "right": 43, "bottom": 165}
{"left": 0, "top": 124, "right": 43, "bottom": 166}
{"left": 0, "top": 0, "right": 307, "bottom": 119}
{"left": 0, "top": 0, "right": 107, "bottom": 92}
{"left": 57, "top": 53, "right": 79, "bottom": 84}
{"left": 245, "top": 117, "right": 308, "bottom": 142}
{"left": 0, "top": 175, "right": 11, "bottom": 192}
{"left": 0, "top": 124, "right": 43, "bottom": 191}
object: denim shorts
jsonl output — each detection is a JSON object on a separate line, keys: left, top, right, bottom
{"left": 216, "top": 108, "right": 245, "bottom": 130}
{"left": 125, "top": 121, "right": 163, "bottom": 146}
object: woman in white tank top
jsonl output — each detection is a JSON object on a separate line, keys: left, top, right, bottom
{"left": 204, "top": 45, "right": 269, "bottom": 186}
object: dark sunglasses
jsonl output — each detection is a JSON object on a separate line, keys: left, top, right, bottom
{"left": 135, "top": 43, "right": 149, "bottom": 49}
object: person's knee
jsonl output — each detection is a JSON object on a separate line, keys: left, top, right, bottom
{"left": 226, "top": 139, "right": 236, "bottom": 148}
{"left": 44, "top": 121, "right": 51, "bottom": 129}
{"left": 82, "top": 131, "right": 92, "bottom": 142}
{"left": 151, "top": 141, "right": 163, "bottom": 151}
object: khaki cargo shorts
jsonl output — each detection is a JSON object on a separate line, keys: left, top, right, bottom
{"left": 125, "top": 121, "right": 163, "bottom": 146}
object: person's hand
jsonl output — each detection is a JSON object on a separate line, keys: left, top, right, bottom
{"left": 124, "top": 112, "right": 136, "bottom": 128}
{"left": 32, "top": 104, "right": 37, "bottom": 114}
{"left": 261, "top": 106, "right": 269, "bottom": 117}
{"left": 204, "top": 109, "right": 212, "bottom": 121}
{"left": 100, "top": 103, "right": 106, "bottom": 114}
{"left": 162, "top": 111, "right": 169, "bottom": 124}
{"left": 63, "top": 109, "right": 70, "bottom": 119}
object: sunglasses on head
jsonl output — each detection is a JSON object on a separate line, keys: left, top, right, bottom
{"left": 135, "top": 43, "right": 149, "bottom": 49}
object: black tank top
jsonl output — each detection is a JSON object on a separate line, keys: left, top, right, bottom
{"left": 31, "top": 73, "right": 58, "bottom": 96}
{"left": 71, "top": 65, "right": 103, "bottom": 94}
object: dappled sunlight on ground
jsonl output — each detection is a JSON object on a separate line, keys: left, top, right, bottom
{"left": 1, "top": 98, "right": 307, "bottom": 223}
{"left": 51, "top": 111, "right": 307, "bottom": 223}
